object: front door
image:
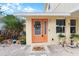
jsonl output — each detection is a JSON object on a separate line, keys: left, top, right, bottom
{"left": 32, "top": 18, "right": 48, "bottom": 43}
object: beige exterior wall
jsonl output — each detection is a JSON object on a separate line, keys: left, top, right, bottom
{"left": 26, "top": 16, "right": 79, "bottom": 45}
{"left": 26, "top": 17, "right": 32, "bottom": 45}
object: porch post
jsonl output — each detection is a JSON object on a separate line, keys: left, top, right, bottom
{"left": 65, "top": 16, "right": 71, "bottom": 43}
{"left": 76, "top": 17, "right": 79, "bottom": 34}
{"left": 26, "top": 17, "right": 32, "bottom": 45}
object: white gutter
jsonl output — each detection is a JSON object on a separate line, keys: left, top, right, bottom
{"left": 14, "top": 12, "right": 70, "bottom": 16}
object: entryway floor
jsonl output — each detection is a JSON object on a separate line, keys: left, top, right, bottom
{"left": 0, "top": 44, "right": 79, "bottom": 56}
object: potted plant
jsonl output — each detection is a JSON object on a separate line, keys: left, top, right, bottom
{"left": 70, "top": 34, "right": 79, "bottom": 47}
{"left": 58, "top": 33, "right": 66, "bottom": 47}
{"left": 0, "top": 35, "right": 5, "bottom": 43}
{"left": 20, "top": 35, "right": 26, "bottom": 45}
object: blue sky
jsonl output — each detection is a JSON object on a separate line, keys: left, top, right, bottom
{"left": 0, "top": 3, "right": 44, "bottom": 14}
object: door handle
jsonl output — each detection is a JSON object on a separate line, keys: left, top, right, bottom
{"left": 42, "top": 34, "right": 43, "bottom": 37}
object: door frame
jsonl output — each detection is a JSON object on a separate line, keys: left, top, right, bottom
{"left": 32, "top": 18, "right": 48, "bottom": 43}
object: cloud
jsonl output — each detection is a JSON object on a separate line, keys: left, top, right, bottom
{"left": 4, "top": 9, "right": 14, "bottom": 14}
{"left": 1, "top": 5, "right": 14, "bottom": 14}
{"left": 23, "top": 7, "right": 42, "bottom": 12}
{"left": 0, "top": 3, "right": 21, "bottom": 14}
{"left": 23, "top": 7, "right": 37, "bottom": 12}
{"left": 0, "top": 3, "right": 42, "bottom": 14}
{"left": 1, "top": 5, "right": 9, "bottom": 11}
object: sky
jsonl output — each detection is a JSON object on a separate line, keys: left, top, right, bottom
{"left": 0, "top": 3, "right": 44, "bottom": 15}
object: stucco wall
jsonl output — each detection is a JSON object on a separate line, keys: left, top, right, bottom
{"left": 26, "top": 17, "right": 32, "bottom": 45}
{"left": 26, "top": 16, "right": 79, "bottom": 45}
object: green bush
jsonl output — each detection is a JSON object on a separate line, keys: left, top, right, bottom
{"left": 58, "top": 34, "right": 65, "bottom": 38}
{"left": 70, "top": 34, "right": 79, "bottom": 47}
{"left": 58, "top": 34, "right": 66, "bottom": 47}
{"left": 20, "top": 35, "right": 26, "bottom": 45}
{"left": 0, "top": 36, "right": 5, "bottom": 42}
{"left": 70, "top": 34, "right": 79, "bottom": 40}
{"left": 20, "top": 40, "right": 26, "bottom": 45}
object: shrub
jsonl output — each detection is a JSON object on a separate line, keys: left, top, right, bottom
{"left": 0, "top": 36, "right": 5, "bottom": 42}
{"left": 20, "top": 35, "right": 26, "bottom": 45}
{"left": 58, "top": 34, "right": 65, "bottom": 38}
{"left": 70, "top": 34, "right": 79, "bottom": 40}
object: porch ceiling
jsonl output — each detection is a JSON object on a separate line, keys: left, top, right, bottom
{"left": 48, "top": 3, "right": 79, "bottom": 13}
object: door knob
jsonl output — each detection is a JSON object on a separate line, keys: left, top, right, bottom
{"left": 42, "top": 34, "right": 43, "bottom": 37}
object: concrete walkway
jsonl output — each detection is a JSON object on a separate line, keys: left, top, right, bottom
{"left": 48, "top": 44, "right": 79, "bottom": 56}
{"left": 0, "top": 44, "right": 79, "bottom": 56}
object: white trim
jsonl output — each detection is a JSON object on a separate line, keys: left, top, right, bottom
{"left": 14, "top": 12, "right": 70, "bottom": 16}
{"left": 70, "top": 8, "right": 79, "bottom": 13}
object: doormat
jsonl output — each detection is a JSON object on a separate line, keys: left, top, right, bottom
{"left": 28, "top": 45, "right": 50, "bottom": 56}
{"left": 32, "top": 46, "right": 45, "bottom": 51}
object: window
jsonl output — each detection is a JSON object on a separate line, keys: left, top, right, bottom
{"left": 44, "top": 21, "right": 47, "bottom": 34}
{"left": 70, "top": 20, "right": 76, "bottom": 33}
{"left": 56, "top": 19, "right": 65, "bottom": 33}
{"left": 34, "top": 21, "right": 41, "bottom": 35}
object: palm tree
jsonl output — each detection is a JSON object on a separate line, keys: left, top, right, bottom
{"left": 15, "top": 17, "right": 25, "bottom": 32}
{"left": 3, "top": 15, "right": 25, "bottom": 33}
{"left": 2, "top": 15, "right": 25, "bottom": 43}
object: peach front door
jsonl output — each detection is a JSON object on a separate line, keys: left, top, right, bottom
{"left": 32, "top": 18, "right": 48, "bottom": 43}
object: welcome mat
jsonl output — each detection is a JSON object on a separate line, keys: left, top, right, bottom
{"left": 28, "top": 45, "right": 50, "bottom": 56}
